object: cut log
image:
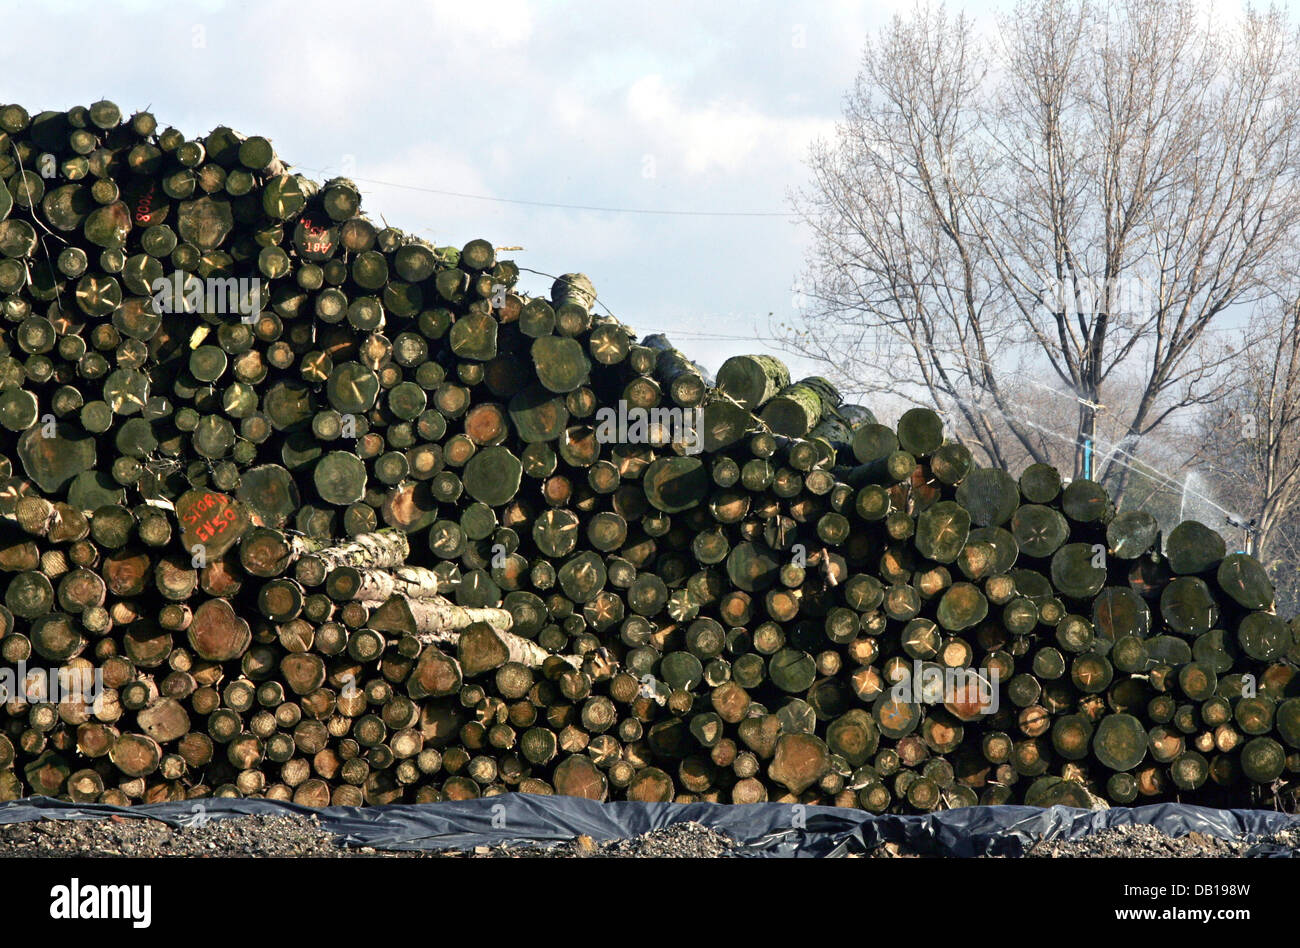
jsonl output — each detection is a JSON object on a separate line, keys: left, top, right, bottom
{"left": 716, "top": 355, "right": 791, "bottom": 411}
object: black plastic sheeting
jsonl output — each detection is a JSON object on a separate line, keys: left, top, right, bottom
{"left": 2, "top": 795, "right": 1299, "bottom": 856}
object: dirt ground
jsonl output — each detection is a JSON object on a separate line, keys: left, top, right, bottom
{"left": 0, "top": 813, "right": 1297, "bottom": 857}
{"left": 0, "top": 814, "right": 738, "bottom": 858}
{"left": 870, "top": 822, "right": 1300, "bottom": 857}
{"left": 1024, "top": 823, "right": 1300, "bottom": 858}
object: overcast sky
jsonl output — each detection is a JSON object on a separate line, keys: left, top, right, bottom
{"left": 3, "top": 0, "right": 1251, "bottom": 396}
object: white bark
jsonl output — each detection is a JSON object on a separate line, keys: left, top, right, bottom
{"left": 350, "top": 565, "right": 450, "bottom": 602}
{"left": 402, "top": 596, "right": 581, "bottom": 669}
{"left": 302, "top": 528, "right": 410, "bottom": 571}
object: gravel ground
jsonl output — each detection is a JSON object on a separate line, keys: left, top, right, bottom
{"left": 1025, "top": 823, "right": 1300, "bottom": 858}
{"left": 869, "top": 823, "right": 1300, "bottom": 857}
{"left": 0, "top": 814, "right": 738, "bottom": 858}
{"left": 2, "top": 812, "right": 1297, "bottom": 857}
{"left": 0, "top": 814, "right": 351, "bottom": 858}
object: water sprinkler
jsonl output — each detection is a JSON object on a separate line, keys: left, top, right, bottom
{"left": 1224, "top": 514, "right": 1259, "bottom": 556}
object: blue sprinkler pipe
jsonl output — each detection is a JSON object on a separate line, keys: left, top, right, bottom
{"left": 1082, "top": 436, "right": 1093, "bottom": 481}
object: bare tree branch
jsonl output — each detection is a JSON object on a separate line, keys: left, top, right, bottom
{"left": 782, "top": 1, "right": 1300, "bottom": 501}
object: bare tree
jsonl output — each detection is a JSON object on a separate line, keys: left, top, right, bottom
{"left": 1194, "top": 300, "right": 1300, "bottom": 612}
{"left": 783, "top": 0, "right": 1300, "bottom": 495}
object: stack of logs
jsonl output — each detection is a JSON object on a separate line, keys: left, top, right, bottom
{"left": 0, "top": 100, "right": 1297, "bottom": 811}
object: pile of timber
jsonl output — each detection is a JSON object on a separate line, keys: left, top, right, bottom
{"left": 0, "top": 100, "right": 1297, "bottom": 811}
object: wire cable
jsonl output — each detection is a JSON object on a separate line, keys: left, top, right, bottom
{"left": 294, "top": 166, "right": 797, "bottom": 219}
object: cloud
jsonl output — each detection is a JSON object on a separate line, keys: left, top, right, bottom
{"left": 428, "top": 0, "right": 534, "bottom": 49}
{"left": 0, "top": 0, "right": 896, "bottom": 388}
{"left": 625, "top": 73, "right": 834, "bottom": 177}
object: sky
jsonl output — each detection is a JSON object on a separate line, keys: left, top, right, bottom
{"left": 0, "top": 0, "right": 938, "bottom": 383}
{"left": 1, "top": 0, "right": 1254, "bottom": 391}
